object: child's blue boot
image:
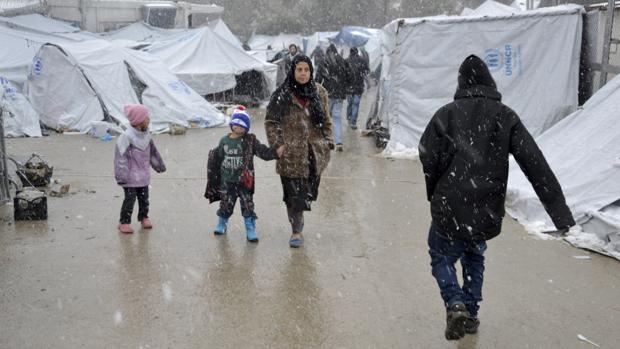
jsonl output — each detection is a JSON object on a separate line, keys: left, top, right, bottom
{"left": 244, "top": 217, "right": 258, "bottom": 242}
{"left": 214, "top": 216, "right": 228, "bottom": 235}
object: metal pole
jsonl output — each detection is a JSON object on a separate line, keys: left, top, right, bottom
{"left": 600, "top": 0, "right": 616, "bottom": 87}
{"left": 0, "top": 107, "right": 10, "bottom": 204}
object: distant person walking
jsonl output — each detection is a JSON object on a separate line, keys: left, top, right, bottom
{"left": 419, "top": 55, "right": 575, "bottom": 340}
{"left": 316, "top": 44, "right": 350, "bottom": 152}
{"left": 345, "top": 47, "right": 370, "bottom": 130}
{"left": 265, "top": 54, "right": 333, "bottom": 248}
{"left": 114, "top": 104, "right": 166, "bottom": 234}
{"left": 283, "top": 43, "right": 300, "bottom": 75}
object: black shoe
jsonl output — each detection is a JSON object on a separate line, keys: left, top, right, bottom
{"left": 445, "top": 303, "right": 469, "bottom": 340}
{"left": 350, "top": 124, "right": 358, "bottom": 130}
{"left": 464, "top": 317, "right": 480, "bottom": 334}
{"left": 336, "top": 143, "right": 343, "bottom": 152}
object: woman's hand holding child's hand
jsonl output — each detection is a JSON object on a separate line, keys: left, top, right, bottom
{"left": 276, "top": 145, "right": 285, "bottom": 158}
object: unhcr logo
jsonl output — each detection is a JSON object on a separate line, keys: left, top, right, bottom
{"left": 32, "top": 56, "right": 43, "bottom": 76}
{"left": 484, "top": 49, "right": 503, "bottom": 72}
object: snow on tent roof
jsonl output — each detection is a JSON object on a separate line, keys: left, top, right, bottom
{"left": 103, "top": 22, "right": 187, "bottom": 42}
{"left": 375, "top": 4, "right": 584, "bottom": 157}
{"left": 0, "top": 14, "right": 98, "bottom": 40}
{"left": 466, "top": 0, "right": 520, "bottom": 17}
{"left": 25, "top": 40, "right": 225, "bottom": 133}
{"left": 506, "top": 73, "right": 620, "bottom": 260}
{"left": 208, "top": 18, "right": 243, "bottom": 49}
{"left": 143, "top": 26, "right": 277, "bottom": 95}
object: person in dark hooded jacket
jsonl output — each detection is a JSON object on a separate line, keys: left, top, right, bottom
{"left": 345, "top": 47, "right": 370, "bottom": 130}
{"left": 419, "top": 55, "right": 575, "bottom": 340}
{"left": 316, "top": 44, "right": 350, "bottom": 151}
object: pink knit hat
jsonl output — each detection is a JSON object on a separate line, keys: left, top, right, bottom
{"left": 123, "top": 104, "right": 149, "bottom": 127}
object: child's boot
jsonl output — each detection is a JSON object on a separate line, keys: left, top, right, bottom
{"left": 214, "top": 216, "right": 228, "bottom": 235}
{"left": 244, "top": 216, "right": 258, "bottom": 242}
{"left": 118, "top": 224, "right": 134, "bottom": 234}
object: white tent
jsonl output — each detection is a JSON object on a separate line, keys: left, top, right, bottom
{"left": 25, "top": 40, "right": 225, "bottom": 133}
{"left": 247, "top": 33, "right": 303, "bottom": 51}
{"left": 209, "top": 18, "right": 243, "bottom": 49}
{"left": 1, "top": 76, "right": 41, "bottom": 137}
{"left": 143, "top": 27, "right": 278, "bottom": 95}
{"left": 375, "top": 5, "right": 584, "bottom": 156}
{"left": 506, "top": 74, "right": 620, "bottom": 260}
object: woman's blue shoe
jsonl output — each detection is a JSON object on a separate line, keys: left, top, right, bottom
{"left": 244, "top": 217, "right": 258, "bottom": 242}
{"left": 214, "top": 216, "right": 228, "bottom": 235}
{"left": 289, "top": 235, "right": 303, "bottom": 248}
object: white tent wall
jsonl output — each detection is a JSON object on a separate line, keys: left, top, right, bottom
{"left": 379, "top": 5, "right": 583, "bottom": 156}
{"left": 1, "top": 76, "right": 42, "bottom": 137}
{"left": 26, "top": 43, "right": 109, "bottom": 132}
{"left": 505, "top": 73, "right": 620, "bottom": 260}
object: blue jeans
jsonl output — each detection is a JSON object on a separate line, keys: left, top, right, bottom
{"left": 346, "top": 94, "right": 361, "bottom": 126}
{"left": 329, "top": 98, "right": 343, "bottom": 144}
{"left": 428, "top": 223, "right": 487, "bottom": 317}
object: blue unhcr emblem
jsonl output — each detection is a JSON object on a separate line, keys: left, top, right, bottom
{"left": 32, "top": 56, "right": 43, "bottom": 75}
{"left": 484, "top": 49, "right": 503, "bottom": 72}
{"left": 168, "top": 80, "right": 191, "bottom": 95}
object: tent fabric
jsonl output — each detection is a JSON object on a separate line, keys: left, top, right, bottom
{"left": 247, "top": 33, "right": 303, "bottom": 51}
{"left": 25, "top": 40, "right": 226, "bottom": 133}
{"left": 1, "top": 76, "right": 41, "bottom": 137}
{"left": 376, "top": 5, "right": 583, "bottom": 156}
{"left": 506, "top": 73, "right": 620, "bottom": 260}
{"left": 0, "top": 14, "right": 98, "bottom": 41}
{"left": 103, "top": 21, "right": 186, "bottom": 42}
{"left": 208, "top": 18, "right": 243, "bottom": 49}
{"left": 143, "top": 27, "right": 277, "bottom": 95}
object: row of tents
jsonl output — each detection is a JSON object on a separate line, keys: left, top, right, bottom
{"left": 0, "top": 12, "right": 381, "bottom": 137}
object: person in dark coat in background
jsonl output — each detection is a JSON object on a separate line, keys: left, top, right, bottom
{"left": 345, "top": 47, "right": 370, "bottom": 130}
{"left": 283, "top": 43, "right": 300, "bottom": 75}
{"left": 419, "top": 54, "right": 575, "bottom": 341}
{"left": 316, "top": 43, "right": 350, "bottom": 152}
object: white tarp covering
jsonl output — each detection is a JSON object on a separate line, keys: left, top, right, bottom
{"left": 25, "top": 40, "right": 225, "bottom": 133}
{"left": 143, "top": 27, "right": 278, "bottom": 95}
{"left": 506, "top": 74, "right": 620, "bottom": 260}
{"left": 103, "top": 22, "right": 186, "bottom": 42}
{"left": 0, "top": 14, "right": 97, "bottom": 41}
{"left": 0, "top": 76, "right": 41, "bottom": 137}
{"left": 377, "top": 5, "right": 583, "bottom": 157}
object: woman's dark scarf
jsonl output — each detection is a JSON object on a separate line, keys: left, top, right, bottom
{"left": 266, "top": 54, "right": 325, "bottom": 128}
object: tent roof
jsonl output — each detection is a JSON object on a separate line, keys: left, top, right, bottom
{"left": 208, "top": 18, "right": 243, "bottom": 49}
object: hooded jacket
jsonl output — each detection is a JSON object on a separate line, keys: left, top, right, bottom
{"left": 419, "top": 55, "right": 575, "bottom": 241}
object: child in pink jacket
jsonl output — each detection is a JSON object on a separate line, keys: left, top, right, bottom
{"left": 114, "top": 104, "right": 166, "bottom": 234}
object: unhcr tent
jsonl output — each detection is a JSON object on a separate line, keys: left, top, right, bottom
{"left": 506, "top": 74, "right": 620, "bottom": 260}
{"left": 143, "top": 27, "right": 277, "bottom": 96}
{"left": 1, "top": 76, "right": 41, "bottom": 137}
{"left": 375, "top": 5, "right": 583, "bottom": 156}
{"left": 25, "top": 40, "right": 225, "bottom": 133}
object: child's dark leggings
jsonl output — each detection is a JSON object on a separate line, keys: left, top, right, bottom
{"left": 217, "top": 182, "right": 256, "bottom": 219}
{"left": 120, "top": 187, "right": 149, "bottom": 224}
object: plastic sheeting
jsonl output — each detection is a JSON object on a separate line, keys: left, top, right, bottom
{"left": 143, "top": 27, "right": 277, "bottom": 95}
{"left": 506, "top": 73, "right": 620, "bottom": 260}
{"left": 25, "top": 40, "right": 225, "bottom": 133}
{"left": 0, "top": 76, "right": 41, "bottom": 137}
{"left": 377, "top": 5, "right": 583, "bottom": 156}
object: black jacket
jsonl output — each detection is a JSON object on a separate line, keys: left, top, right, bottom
{"left": 205, "top": 133, "right": 277, "bottom": 203}
{"left": 346, "top": 53, "right": 369, "bottom": 95}
{"left": 316, "top": 46, "right": 350, "bottom": 100}
{"left": 419, "top": 55, "right": 574, "bottom": 242}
